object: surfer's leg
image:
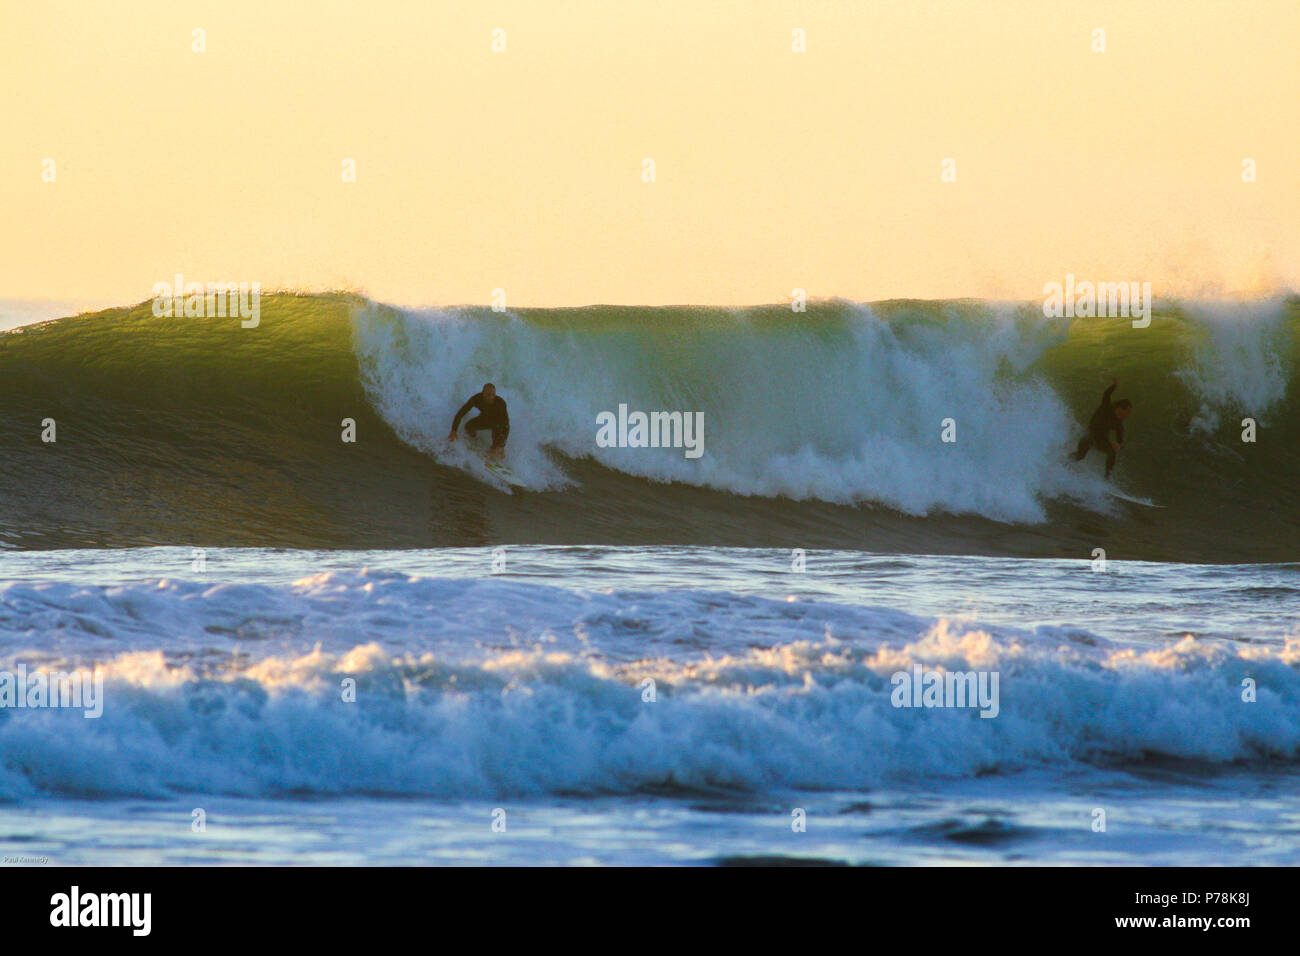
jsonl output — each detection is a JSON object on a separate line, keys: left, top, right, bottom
{"left": 488, "top": 425, "right": 509, "bottom": 459}
{"left": 1104, "top": 444, "right": 1116, "bottom": 478}
{"left": 1071, "top": 435, "right": 1092, "bottom": 460}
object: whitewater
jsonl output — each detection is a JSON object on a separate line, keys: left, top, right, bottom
{"left": 0, "top": 546, "right": 1297, "bottom": 864}
{"left": 0, "top": 294, "right": 1297, "bottom": 864}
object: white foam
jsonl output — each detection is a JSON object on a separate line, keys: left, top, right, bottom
{"left": 2, "top": 572, "right": 1297, "bottom": 799}
{"left": 352, "top": 301, "right": 1107, "bottom": 520}
{"left": 1177, "top": 297, "right": 1290, "bottom": 433}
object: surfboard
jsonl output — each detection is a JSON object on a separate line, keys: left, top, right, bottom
{"left": 482, "top": 456, "right": 522, "bottom": 488}
{"left": 443, "top": 437, "right": 521, "bottom": 491}
{"left": 1106, "top": 489, "right": 1165, "bottom": 508}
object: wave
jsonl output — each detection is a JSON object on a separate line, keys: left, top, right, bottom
{"left": 1, "top": 572, "right": 1297, "bottom": 799}
{"left": 353, "top": 299, "right": 1082, "bottom": 520}
{"left": 1, "top": 293, "right": 1297, "bottom": 560}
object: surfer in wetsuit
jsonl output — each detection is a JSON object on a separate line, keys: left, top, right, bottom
{"left": 1071, "top": 377, "right": 1132, "bottom": 478}
{"left": 448, "top": 383, "right": 510, "bottom": 459}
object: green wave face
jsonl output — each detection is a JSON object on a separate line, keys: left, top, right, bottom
{"left": 1, "top": 293, "right": 1296, "bottom": 560}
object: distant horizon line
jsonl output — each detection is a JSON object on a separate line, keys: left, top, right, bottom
{"left": 5, "top": 287, "right": 1297, "bottom": 321}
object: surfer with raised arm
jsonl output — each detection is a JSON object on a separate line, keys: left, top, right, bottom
{"left": 448, "top": 383, "right": 510, "bottom": 460}
{"left": 1070, "top": 377, "right": 1132, "bottom": 478}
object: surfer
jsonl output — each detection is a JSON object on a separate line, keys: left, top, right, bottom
{"left": 1070, "top": 377, "right": 1131, "bottom": 478}
{"left": 448, "top": 383, "right": 510, "bottom": 460}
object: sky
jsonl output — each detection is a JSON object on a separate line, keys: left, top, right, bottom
{"left": 2, "top": 0, "right": 1297, "bottom": 308}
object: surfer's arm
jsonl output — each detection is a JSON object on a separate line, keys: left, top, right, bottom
{"left": 1100, "top": 381, "right": 1117, "bottom": 409}
{"left": 449, "top": 396, "right": 477, "bottom": 437}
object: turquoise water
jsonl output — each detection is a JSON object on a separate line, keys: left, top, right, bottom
{"left": 1, "top": 546, "right": 1297, "bottom": 865}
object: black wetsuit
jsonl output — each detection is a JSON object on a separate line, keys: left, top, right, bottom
{"left": 452, "top": 394, "right": 510, "bottom": 449}
{"left": 1071, "top": 383, "right": 1124, "bottom": 477}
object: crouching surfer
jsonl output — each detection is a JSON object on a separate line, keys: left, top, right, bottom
{"left": 1071, "top": 377, "right": 1132, "bottom": 478}
{"left": 448, "top": 382, "right": 510, "bottom": 461}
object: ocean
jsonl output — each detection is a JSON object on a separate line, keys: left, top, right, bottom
{"left": 0, "top": 295, "right": 1297, "bottom": 865}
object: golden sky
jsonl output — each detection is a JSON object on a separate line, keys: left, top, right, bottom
{"left": 2, "top": 0, "right": 1296, "bottom": 306}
